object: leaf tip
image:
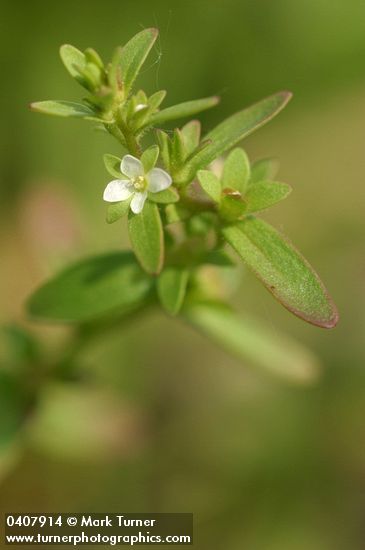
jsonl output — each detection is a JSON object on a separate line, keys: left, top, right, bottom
{"left": 280, "top": 90, "right": 293, "bottom": 103}
{"left": 320, "top": 302, "right": 339, "bottom": 329}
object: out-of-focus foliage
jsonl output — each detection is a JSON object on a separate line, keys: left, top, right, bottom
{"left": 1, "top": 1, "right": 365, "bottom": 548}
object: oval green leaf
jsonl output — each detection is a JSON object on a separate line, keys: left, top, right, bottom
{"left": 181, "top": 120, "right": 201, "bottom": 155}
{"left": 30, "top": 101, "right": 94, "bottom": 118}
{"left": 222, "top": 148, "right": 250, "bottom": 195}
{"left": 27, "top": 252, "right": 152, "bottom": 323}
{"left": 148, "top": 96, "right": 220, "bottom": 127}
{"left": 183, "top": 301, "right": 321, "bottom": 383}
{"left": 148, "top": 187, "right": 179, "bottom": 204}
{"left": 157, "top": 268, "right": 189, "bottom": 315}
{"left": 103, "top": 153, "right": 122, "bottom": 178}
{"left": 223, "top": 217, "right": 338, "bottom": 328}
{"left": 197, "top": 170, "right": 221, "bottom": 203}
{"left": 245, "top": 181, "right": 292, "bottom": 213}
{"left": 106, "top": 199, "right": 131, "bottom": 224}
{"left": 60, "top": 44, "right": 86, "bottom": 85}
{"left": 128, "top": 202, "right": 164, "bottom": 275}
{"left": 120, "top": 28, "right": 158, "bottom": 95}
{"left": 141, "top": 145, "right": 159, "bottom": 173}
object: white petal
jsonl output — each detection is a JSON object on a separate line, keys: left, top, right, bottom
{"left": 121, "top": 155, "right": 144, "bottom": 178}
{"left": 103, "top": 180, "right": 133, "bottom": 202}
{"left": 130, "top": 191, "right": 147, "bottom": 214}
{"left": 148, "top": 167, "right": 172, "bottom": 193}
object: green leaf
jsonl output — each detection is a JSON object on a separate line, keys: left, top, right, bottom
{"left": 223, "top": 217, "right": 338, "bottom": 328}
{"left": 0, "top": 370, "right": 28, "bottom": 448}
{"left": 108, "top": 46, "right": 123, "bottom": 90}
{"left": 1, "top": 325, "right": 39, "bottom": 366}
{"left": 181, "top": 91, "right": 292, "bottom": 181}
{"left": 27, "top": 252, "right": 152, "bottom": 323}
{"left": 148, "top": 96, "right": 220, "bottom": 127}
{"left": 106, "top": 199, "right": 131, "bottom": 223}
{"left": 183, "top": 301, "right": 321, "bottom": 383}
{"left": 156, "top": 129, "right": 171, "bottom": 170}
{"left": 148, "top": 90, "right": 167, "bottom": 111}
{"left": 181, "top": 120, "right": 201, "bottom": 155}
{"left": 84, "top": 48, "right": 104, "bottom": 70}
{"left": 222, "top": 148, "right": 250, "bottom": 195}
{"left": 120, "top": 28, "right": 158, "bottom": 95}
{"left": 157, "top": 268, "right": 189, "bottom": 315}
{"left": 197, "top": 170, "right": 221, "bottom": 203}
{"left": 250, "top": 157, "right": 279, "bottom": 184}
{"left": 148, "top": 187, "right": 179, "bottom": 204}
{"left": 59, "top": 44, "right": 87, "bottom": 85}
{"left": 30, "top": 101, "right": 94, "bottom": 118}
{"left": 103, "top": 154, "right": 122, "bottom": 178}
{"left": 219, "top": 190, "right": 246, "bottom": 221}
{"left": 170, "top": 129, "right": 186, "bottom": 169}
{"left": 141, "top": 145, "right": 159, "bottom": 173}
{"left": 245, "top": 181, "right": 291, "bottom": 212}
{"left": 128, "top": 202, "right": 164, "bottom": 275}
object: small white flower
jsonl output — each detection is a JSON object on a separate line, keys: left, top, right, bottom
{"left": 103, "top": 154, "right": 172, "bottom": 214}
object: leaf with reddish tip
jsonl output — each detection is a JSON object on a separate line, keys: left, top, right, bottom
{"left": 181, "top": 91, "right": 292, "bottom": 181}
{"left": 223, "top": 217, "right": 338, "bottom": 328}
{"left": 30, "top": 101, "right": 94, "bottom": 118}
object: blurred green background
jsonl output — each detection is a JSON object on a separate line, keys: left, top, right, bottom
{"left": 1, "top": 0, "right": 365, "bottom": 548}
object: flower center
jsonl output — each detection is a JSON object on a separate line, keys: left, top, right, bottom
{"left": 132, "top": 175, "right": 147, "bottom": 192}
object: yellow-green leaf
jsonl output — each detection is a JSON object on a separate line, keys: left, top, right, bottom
{"left": 245, "top": 181, "right": 292, "bottom": 213}
{"left": 103, "top": 153, "right": 122, "bottom": 178}
{"left": 148, "top": 96, "right": 220, "bottom": 127}
{"left": 106, "top": 199, "right": 131, "bottom": 223}
{"left": 148, "top": 187, "right": 179, "bottom": 204}
{"left": 59, "top": 44, "right": 87, "bottom": 86}
{"left": 183, "top": 301, "right": 321, "bottom": 383}
{"left": 30, "top": 101, "right": 94, "bottom": 118}
{"left": 120, "top": 28, "right": 158, "bottom": 95}
{"left": 222, "top": 148, "right": 250, "bottom": 194}
{"left": 197, "top": 170, "right": 221, "bottom": 203}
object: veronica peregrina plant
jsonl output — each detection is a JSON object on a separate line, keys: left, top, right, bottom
{"left": 26, "top": 28, "right": 338, "bottom": 385}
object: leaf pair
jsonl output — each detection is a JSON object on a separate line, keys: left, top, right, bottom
{"left": 198, "top": 147, "right": 291, "bottom": 220}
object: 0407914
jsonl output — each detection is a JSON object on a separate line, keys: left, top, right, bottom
{"left": 6, "top": 515, "right": 63, "bottom": 527}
